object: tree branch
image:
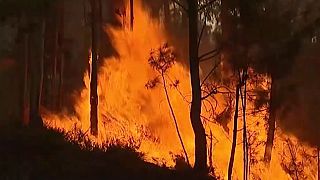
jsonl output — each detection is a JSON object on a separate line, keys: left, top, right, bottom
{"left": 197, "top": 12, "right": 208, "bottom": 52}
{"left": 165, "top": 74, "right": 191, "bottom": 104}
{"left": 201, "top": 88, "right": 218, "bottom": 100}
{"left": 200, "top": 61, "right": 220, "bottom": 87}
{"left": 202, "top": 94, "right": 218, "bottom": 111}
{"left": 198, "top": 47, "right": 221, "bottom": 62}
{"left": 198, "top": 0, "right": 217, "bottom": 12}
{"left": 200, "top": 51, "right": 221, "bottom": 63}
{"left": 171, "top": 0, "right": 188, "bottom": 12}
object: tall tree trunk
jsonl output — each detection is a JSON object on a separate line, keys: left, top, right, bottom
{"left": 57, "top": 0, "right": 65, "bottom": 110}
{"left": 264, "top": 77, "right": 277, "bottom": 165}
{"left": 161, "top": 73, "right": 190, "bottom": 166}
{"left": 90, "top": 0, "right": 101, "bottom": 136}
{"left": 240, "top": 71, "right": 248, "bottom": 180}
{"left": 52, "top": 9, "right": 59, "bottom": 111}
{"left": 130, "top": 0, "right": 134, "bottom": 31}
{"left": 187, "top": 0, "right": 207, "bottom": 173}
{"left": 58, "top": 54, "right": 64, "bottom": 110}
{"left": 163, "top": 0, "right": 170, "bottom": 26}
{"left": 228, "top": 83, "right": 240, "bottom": 180}
{"left": 221, "top": 0, "right": 239, "bottom": 178}
{"left": 22, "top": 32, "right": 30, "bottom": 126}
{"left": 317, "top": 146, "right": 319, "bottom": 180}
{"left": 29, "top": 18, "right": 45, "bottom": 127}
{"left": 38, "top": 19, "right": 46, "bottom": 114}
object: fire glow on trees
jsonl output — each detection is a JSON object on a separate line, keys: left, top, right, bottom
{"left": 42, "top": 1, "right": 318, "bottom": 179}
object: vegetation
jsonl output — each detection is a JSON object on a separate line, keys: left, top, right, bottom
{"left": 0, "top": 123, "right": 213, "bottom": 180}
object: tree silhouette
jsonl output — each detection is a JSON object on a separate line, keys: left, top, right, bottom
{"left": 146, "top": 43, "right": 190, "bottom": 167}
{"left": 89, "top": 0, "right": 102, "bottom": 136}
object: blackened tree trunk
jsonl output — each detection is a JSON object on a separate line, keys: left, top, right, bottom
{"left": 57, "top": 0, "right": 65, "bottom": 110}
{"left": 228, "top": 84, "right": 240, "bottom": 180}
{"left": 163, "top": 0, "right": 170, "bottom": 25}
{"left": 52, "top": 7, "right": 59, "bottom": 110}
{"left": 187, "top": 0, "right": 207, "bottom": 173}
{"left": 29, "top": 18, "right": 45, "bottom": 127}
{"left": 90, "top": 0, "right": 101, "bottom": 136}
{"left": 317, "top": 146, "right": 320, "bottom": 180}
{"left": 17, "top": 14, "right": 31, "bottom": 126}
{"left": 264, "top": 77, "right": 277, "bottom": 165}
{"left": 22, "top": 31, "right": 30, "bottom": 126}
{"left": 221, "top": 1, "right": 239, "bottom": 178}
{"left": 38, "top": 19, "right": 46, "bottom": 115}
{"left": 240, "top": 72, "right": 248, "bottom": 180}
{"left": 130, "top": 0, "right": 134, "bottom": 31}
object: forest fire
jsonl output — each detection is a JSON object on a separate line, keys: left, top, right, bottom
{"left": 2, "top": 0, "right": 320, "bottom": 179}
{"left": 41, "top": 1, "right": 318, "bottom": 179}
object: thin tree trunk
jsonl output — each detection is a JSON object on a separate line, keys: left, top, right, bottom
{"left": 318, "top": 146, "right": 319, "bottom": 180}
{"left": 58, "top": 0, "right": 65, "bottom": 110}
{"left": 163, "top": 0, "right": 170, "bottom": 26}
{"left": 264, "top": 77, "right": 277, "bottom": 165}
{"left": 228, "top": 83, "right": 241, "bottom": 180}
{"left": 130, "top": 0, "right": 134, "bottom": 31}
{"left": 162, "top": 73, "right": 190, "bottom": 165}
{"left": 187, "top": 0, "right": 207, "bottom": 173}
{"left": 161, "top": 73, "right": 190, "bottom": 166}
{"left": 209, "top": 130, "right": 213, "bottom": 172}
{"left": 52, "top": 12, "right": 59, "bottom": 110}
{"left": 164, "top": 0, "right": 169, "bottom": 18}
{"left": 58, "top": 55, "right": 64, "bottom": 110}
{"left": 38, "top": 19, "right": 46, "bottom": 113}
{"left": 90, "top": 0, "right": 100, "bottom": 136}
{"left": 22, "top": 32, "right": 30, "bottom": 126}
{"left": 29, "top": 18, "right": 45, "bottom": 127}
{"left": 240, "top": 71, "right": 248, "bottom": 180}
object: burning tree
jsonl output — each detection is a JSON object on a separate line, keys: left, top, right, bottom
{"left": 146, "top": 43, "right": 190, "bottom": 166}
{"left": 89, "top": 0, "right": 102, "bottom": 136}
{"left": 218, "top": 0, "right": 320, "bottom": 173}
{"left": 184, "top": 0, "right": 220, "bottom": 173}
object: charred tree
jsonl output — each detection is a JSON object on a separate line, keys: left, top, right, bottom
{"left": 10, "top": 1, "right": 53, "bottom": 126}
{"left": 164, "top": 0, "right": 170, "bottom": 20}
{"left": 89, "top": 0, "right": 101, "bottom": 136}
{"left": 57, "top": 0, "right": 65, "bottom": 110}
{"left": 29, "top": 17, "right": 46, "bottom": 127}
{"left": 130, "top": 0, "right": 134, "bottom": 31}
{"left": 22, "top": 28, "right": 30, "bottom": 126}
{"left": 52, "top": 9, "right": 59, "bottom": 110}
{"left": 228, "top": 82, "right": 241, "bottom": 180}
{"left": 318, "top": 147, "right": 320, "bottom": 180}
{"left": 38, "top": 19, "right": 46, "bottom": 117}
{"left": 264, "top": 77, "right": 277, "bottom": 164}
{"left": 240, "top": 71, "right": 248, "bottom": 180}
{"left": 187, "top": 0, "right": 207, "bottom": 173}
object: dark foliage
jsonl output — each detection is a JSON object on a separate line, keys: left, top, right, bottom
{"left": 0, "top": 123, "right": 214, "bottom": 180}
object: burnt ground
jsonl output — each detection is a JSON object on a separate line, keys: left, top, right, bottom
{"left": 0, "top": 123, "right": 214, "bottom": 180}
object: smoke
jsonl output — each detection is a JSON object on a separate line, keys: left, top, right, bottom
{"left": 278, "top": 44, "right": 320, "bottom": 147}
{"left": 57, "top": 0, "right": 125, "bottom": 111}
{"left": 141, "top": 0, "right": 190, "bottom": 64}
